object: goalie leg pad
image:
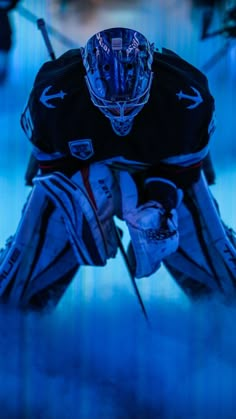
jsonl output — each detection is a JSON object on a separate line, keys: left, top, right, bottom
{"left": 0, "top": 187, "right": 78, "bottom": 308}
{"left": 0, "top": 187, "right": 47, "bottom": 297}
{"left": 34, "top": 163, "right": 120, "bottom": 267}
{"left": 163, "top": 172, "right": 236, "bottom": 298}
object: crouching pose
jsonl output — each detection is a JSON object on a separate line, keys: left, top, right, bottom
{"left": 0, "top": 27, "right": 235, "bottom": 311}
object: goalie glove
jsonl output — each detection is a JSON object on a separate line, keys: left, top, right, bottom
{"left": 125, "top": 202, "right": 180, "bottom": 278}
{"left": 121, "top": 174, "right": 183, "bottom": 278}
{"left": 144, "top": 177, "right": 183, "bottom": 211}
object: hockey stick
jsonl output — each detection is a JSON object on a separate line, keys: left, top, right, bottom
{"left": 24, "top": 17, "right": 56, "bottom": 185}
{"left": 17, "top": 4, "right": 78, "bottom": 49}
{"left": 37, "top": 18, "right": 56, "bottom": 61}
{"left": 115, "top": 228, "right": 150, "bottom": 324}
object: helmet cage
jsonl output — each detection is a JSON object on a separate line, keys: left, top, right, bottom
{"left": 85, "top": 71, "right": 153, "bottom": 122}
{"left": 82, "top": 28, "right": 154, "bottom": 135}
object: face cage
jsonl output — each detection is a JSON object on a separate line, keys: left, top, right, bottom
{"left": 110, "top": 119, "right": 135, "bottom": 136}
{"left": 85, "top": 72, "right": 154, "bottom": 123}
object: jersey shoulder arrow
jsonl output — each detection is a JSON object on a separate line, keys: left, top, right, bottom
{"left": 176, "top": 86, "right": 203, "bottom": 109}
{"left": 39, "top": 85, "right": 67, "bottom": 109}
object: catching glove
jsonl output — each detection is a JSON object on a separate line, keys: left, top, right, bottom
{"left": 121, "top": 174, "right": 183, "bottom": 278}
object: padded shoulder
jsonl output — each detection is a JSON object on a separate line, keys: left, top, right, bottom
{"left": 153, "top": 48, "right": 210, "bottom": 92}
{"left": 33, "top": 48, "right": 85, "bottom": 89}
{"left": 20, "top": 49, "right": 86, "bottom": 152}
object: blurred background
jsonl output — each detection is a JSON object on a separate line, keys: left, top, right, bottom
{"left": 0, "top": 1, "right": 236, "bottom": 418}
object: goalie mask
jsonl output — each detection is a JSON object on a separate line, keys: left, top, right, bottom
{"left": 81, "top": 27, "right": 154, "bottom": 136}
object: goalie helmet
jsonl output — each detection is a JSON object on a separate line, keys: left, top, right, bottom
{"left": 81, "top": 27, "right": 154, "bottom": 136}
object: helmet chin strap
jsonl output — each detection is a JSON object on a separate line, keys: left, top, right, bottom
{"left": 111, "top": 119, "right": 134, "bottom": 136}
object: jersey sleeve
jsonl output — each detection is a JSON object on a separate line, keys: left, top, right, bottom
{"left": 20, "top": 49, "right": 84, "bottom": 154}
{"left": 150, "top": 49, "right": 216, "bottom": 187}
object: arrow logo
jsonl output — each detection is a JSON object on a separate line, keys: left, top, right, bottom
{"left": 176, "top": 86, "right": 203, "bottom": 109}
{"left": 40, "top": 85, "right": 67, "bottom": 108}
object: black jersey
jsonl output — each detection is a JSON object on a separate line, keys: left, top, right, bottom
{"left": 21, "top": 47, "right": 215, "bottom": 186}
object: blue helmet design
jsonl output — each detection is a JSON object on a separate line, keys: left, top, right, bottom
{"left": 81, "top": 27, "right": 154, "bottom": 136}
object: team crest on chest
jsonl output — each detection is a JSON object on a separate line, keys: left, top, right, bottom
{"left": 69, "top": 139, "right": 94, "bottom": 160}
